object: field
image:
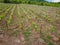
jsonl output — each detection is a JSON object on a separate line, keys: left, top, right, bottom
{"left": 0, "top": 3, "right": 60, "bottom": 45}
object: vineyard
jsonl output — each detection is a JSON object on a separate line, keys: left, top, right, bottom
{"left": 0, "top": 3, "right": 60, "bottom": 45}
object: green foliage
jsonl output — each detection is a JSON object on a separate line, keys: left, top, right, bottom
{"left": 44, "top": 15, "right": 52, "bottom": 22}
{"left": 7, "top": 6, "right": 15, "bottom": 24}
{"left": 7, "top": 15, "right": 12, "bottom": 24}
{"left": 0, "top": 0, "right": 4, "bottom": 3}
{"left": 0, "top": 0, "right": 60, "bottom": 7}
{"left": 24, "top": 27, "right": 31, "bottom": 37}
{"left": 41, "top": 33, "right": 54, "bottom": 45}
{"left": 0, "top": 15, "right": 4, "bottom": 20}
{"left": 32, "top": 21, "right": 40, "bottom": 32}
{"left": 47, "top": 35, "right": 52, "bottom": 39}
{"left": 0, "top": 4, "right": 12, "bottom": 21}
{"left": 48, "top": 42, "right": 54, "bottom": 45}
{"left": 50, "top": 26, "right": 56, "bottom": 32}
{"left": 26, "top": 15, "right": 31, "bottom": 20}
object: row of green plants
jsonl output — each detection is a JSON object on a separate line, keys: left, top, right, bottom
{"left": 17, "top": 5, "right": 24, "bottom": 30}
{"left": 21, "top": 6, "right": 31, "bottom": 20}
{"left": 21, "top": 5, "right": 56, "bottom": 33}
{"left": 0, "top": 3, "right": 10, "bottom": 12}
{"left": 0, "top": 5, "right": 13, "bottom": 20}
{"left": 18, "top": 6, "right": 32, "bottom": 38}
{"left": 17, "top": 6, "right": 32, "bottom": 37}
{"left": 7, "top": 6, "right": 15, "bottom": 25}
{"left": 27, "top": 6, "right": 56, "bottom": 33}
{"left": 18, "top": 5, "right": 57, "bottom": 45}
{"left": 21, "top": 5, "right": 42, "bottom": 33}
{"left": 0, "top": 4, "right": 15, "bottom": 34}
{"left": 17, "top": 6, "right": 25, "bottom": 24}
{"left": 28, "top": 6, "right": 54, "bottom": 23}
{"left": 0, "top": 6, "right": 9, "bottom": 13}
{"left": 29, "top": 6, "right": 59, "bottom": 24}
{"left": 5, "top": 5, "right": 21, "bottom": 36}
{"left": 22, "top": 6, "right": 41, "bottom": 32}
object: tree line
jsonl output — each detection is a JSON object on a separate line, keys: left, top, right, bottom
{"left": 0, "top": 0, "right": 46, "bottom": 3}
{"left": 0, "top": 0, "right": 60, "bottom": 7}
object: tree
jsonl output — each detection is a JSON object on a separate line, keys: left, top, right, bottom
{"left": 4, "top": 0, "right": 8, "bottom": 3}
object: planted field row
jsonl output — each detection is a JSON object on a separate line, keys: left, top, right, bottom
{"left": 7, "top": 6, "right": 15, "bottom": 25}
{"left": 21, "top": 4, "right": 60, "bottom": 32}
{"left": 20, "top": 5, "right": 55, "bottom": 31}
{"left": 0, "top": 5, "right": 14, "bottom": 21}
{"left": 0, "top": 3, "right": 13, "bottom": 13}
{"left": 21, "top": 4, "right": 60, "bottom": 23}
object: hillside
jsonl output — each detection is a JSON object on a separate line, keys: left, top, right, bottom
{"left": 0, "top": 0, "right": 46, "bottom": 2}
{"left": 0, "top": 3, "right": 60, "bottom": 45}
{"left": 0, "top": 0, "right": 60, "bottom": 7}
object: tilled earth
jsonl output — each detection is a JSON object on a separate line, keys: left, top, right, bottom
{"left": 0, "top": 4, "right": 60, "bottom": 45}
